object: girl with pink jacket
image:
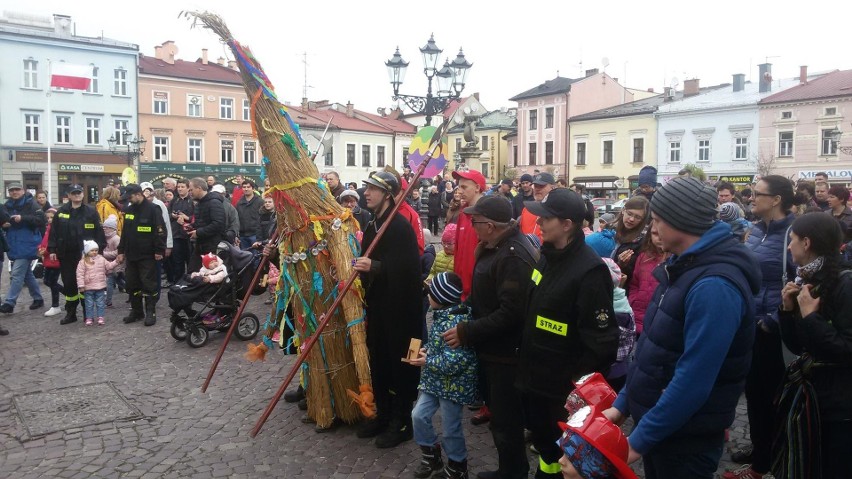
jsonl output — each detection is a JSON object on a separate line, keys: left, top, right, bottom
{"left": 77, "top": 240, "right": 109, "bottom": 326}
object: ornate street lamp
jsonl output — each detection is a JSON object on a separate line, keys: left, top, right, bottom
{"left": 828, "top": 127, "right": 852, "bottom": 155}
{"left": 385, "top": 34, "right": 472, "bottom": 126}
{"left": 108, "top": 131, "right": 147, "bottom": 167}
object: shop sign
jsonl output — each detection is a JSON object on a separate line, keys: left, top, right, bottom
{"left": 717, "top": 175, "right": 754, "bottom": 184}
{"left": 799, "top": 170, "right": 852, "bottom": 181}
{"left": 59, "top": 164, "right": 105, "bottom": 173}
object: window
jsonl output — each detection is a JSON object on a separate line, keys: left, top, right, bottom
{"left": 23, "top": 59, "right": 38, "bottom": 89}
{"left": 481, "top": 162, "right": 489, "bottom": 179}
{"left": 576, "top": 142, "right": 586, "bottom": 166}
{"left": 513, "top": 145, "right": 518, "bottom": 166}
{"left": 113, "top": 119, "right": 129, "bottom": 145}
{"left": 528, "top": 142, "right": 537, "bottom": 165}
{"left": 822, "top": 129, "right": 837, "bottom": 156}
{"left": 243, "top": 99, "right": 250, "bottom": 121}
{"left": 24, "top": 113, "right": 40, "bottom": 142}
{"left": 187, "top": 94, "right": 202, "bottom": 117}
{"left": 188, "top": 138, "right": 203, "bottom": 163}
{"left": 481, "top": 135, "right": 489, "bottom": 150}
{"left": 86, "top": 66, "right": 99, "bottom": 93}
{"left": 220, "top": 139, "right": 234, "bottom": 163}
{"left": 529, "top": 110, "right": 538, "bottom": 130}
{"left": 455, "top": 138, "right": 462, "bottom": 151}
{"left": 633, "top": 138, "right": 644, "bottom": 163}
{"left": 346, "top": 144, "right": 356, "bottom": 166}
{"left": 153, "top": 91, "right": 168, "bottom": 115}
{"left": 825, "top": 107, "right": 837, "bottom": 116}
{"left": 362, "top": 145, "right": 371, "bottom": 167}
{"left": 545, "top": 141, "right": 554, "bottom": 164}
{"left": 698, "top": 139, "right": 711, "bottom": 162}
{"left": 779, "top": 132, "right": 793, "bottom": 157}
{"left": 669, "top": 141, "right": 681, "bottom": 163}
{"left": 243, "top": 140, "right": 257, "bottom": 164}
{"left": 85, "top": 118, "right": 100, "bottom": 145}
{"left": 153, "top": 136, "right": 169, "bottom": 162}
{"left": 220, "top": 98, "right": 234, "bottom": 119}
{"left": 781, "top": 111, "right": 792, "bottom": 119}
{"left": 403, "top": 147, "right": 410, "bottom": 168}
{"left": 377, "top": 145, "right": 386, "bottom": 167}
{"left": 324, "top": 146, "right": 334, "bottom": 167}
{"left": 603, "top": 140, "right": 613, "bottom": 164}
{"left": 113, "top": 68, "right": 127, "bottom": 96}
{"left": 55, "top": 115, "right": 71, "bottom": 144}
{"left": 545, "top": 107, "right": 554, "bottom": 129}
{"left": 735, "top": 137, "right": 748, "bottom": 160}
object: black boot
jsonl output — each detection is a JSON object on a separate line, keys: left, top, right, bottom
{"left": 356, "top": 416, "right": 389, "bottom": 439}
{"left": 143, "top": 296, "right": 157, "bottom": 326}
{"left": 60, "top": 300, "right": 79, "bottom": 325}
{"left": 413, "top": 444, "right": 443, "bottom": 478}
{"left": 435, "top": 459, "right": 468, "bottom": 479}
{"left": 375, "top": 397, "right": 414, "bottom": 448}
{"left": 284, "top": 385, "right": 305, "bottom": 403}
{"left": 123, "top": 295, "right": 144, "bottom": 324}
{"left": 0, "top": 322, "right": 8, "bottom": 336}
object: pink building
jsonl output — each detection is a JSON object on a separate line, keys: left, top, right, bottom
{"left": 509, "top": 70, "right": 634, "bottom": 179}
{"left": 758, "top": 68, "right": 852, "bottom": 184}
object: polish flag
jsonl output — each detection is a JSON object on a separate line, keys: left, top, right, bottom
{"left": 50, "top": 63, "right": 92, "bottom": 90}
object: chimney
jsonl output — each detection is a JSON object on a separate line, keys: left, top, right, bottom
{"left": 800, "top": 65, "right": 808, "bottom": 85}
{"left": 585, "top": 68, "right": 599, "bottom": 77}
{"left": 301, "top": 97, "right": 308, "bottom": 110}
{"left": 53, "top": 14, "right": 72, "bottom": 36}
{"left": 201, "top": 48, "right": 208, "bottom": 65}
{"left": 154, "top": 45, "right": 163, "bottom": 60}
{"left": 758, "top": 63, "right": 772, "bottom": 93}
{"left": 732, "top": 73, "right": 745, "bottom": 92}
{"left": 227, "top": 60, "right": 237, "bottom": 70}
{"left": 346, "top": 101, "right": 355, "bottom": 118}
{"left": 473, "top": 92, "right": 480, "bottom": 101}
{"left": 388, "top": 107, "right": 402, "bottom": 120}
{"left": 161, "top": 41, "right": 177, "bottom": 65}
{"left": 663, "top": 87, "right": 673, "bottom": 101}
{"left": 647, "top": 88, "right": 655, "bottom": 93}
{"left": 684, "top": 78, "right": 700, "bottom": 96}
{"left": 217, "top": 57, "right": 226, "bottom": 66}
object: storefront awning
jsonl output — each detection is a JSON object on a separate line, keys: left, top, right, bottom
{"left": 571, "top": 176, "right": 620, "bottom": 183}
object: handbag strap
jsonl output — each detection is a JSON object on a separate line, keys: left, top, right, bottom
{"left": 782, "top": 225, "right": 793, "bottom": 286}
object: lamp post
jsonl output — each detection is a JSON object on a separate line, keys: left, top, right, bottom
{"left": 385, "top": 34, "right": 472, "bottom": 126}
{"left": 108, "top": 130, "right": 146, "bottom": 168}
{"left": 828, "top": 127, "right": 852, "bottom": 155}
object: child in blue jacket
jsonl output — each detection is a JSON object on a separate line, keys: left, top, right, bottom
{"left": 409, "top": 272, "right": 478, "bottom": 479}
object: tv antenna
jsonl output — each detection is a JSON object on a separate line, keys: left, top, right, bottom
{"left": 301, "top": 52, "right": 314, "bottom": 100}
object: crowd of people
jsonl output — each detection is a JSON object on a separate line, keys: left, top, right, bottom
{"left": 2, "top": 165, "right": 851, "bottom": 479}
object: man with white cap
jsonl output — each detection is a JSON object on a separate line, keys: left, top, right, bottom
{"left": 141, "top": 182, "right": 172, "bottom": 290}
{"left": 603, "top": 177, "right": 761, "bottom": 479}
{"left": 211, "top": 184, "right": 240, "bottom": 246}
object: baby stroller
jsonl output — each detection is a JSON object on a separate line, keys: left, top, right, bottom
{"left": 167, "top": 241, "right": 265, "bottom": 348}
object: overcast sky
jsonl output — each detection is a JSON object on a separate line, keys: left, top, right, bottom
{"left": 17, "top": 0, "right": 852, "bottom": 114}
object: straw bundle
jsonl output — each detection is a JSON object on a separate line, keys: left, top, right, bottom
{"left": 184, "top": 11, "right": 373, "bottom": 427}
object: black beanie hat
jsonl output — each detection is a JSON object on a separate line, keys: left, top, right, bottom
{"left": 650, "top": 177, "right": 718, "bottom": 236}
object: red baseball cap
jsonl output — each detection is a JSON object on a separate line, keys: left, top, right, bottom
{"left": 452, "top": 170, "right": 486, "bottom": 192}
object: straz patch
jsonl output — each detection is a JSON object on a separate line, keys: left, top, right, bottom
{"left": 595, "top": 309, "right": 611, "bottom": 329}
{"left": 84, "top": 223, "right": 95, "bottom": 229}
{"left": 125, "top": 214, "right": 135, "bottom": 220}
{"left": 58, "top": 213, "right": 70, "bottom": 219}
{"left": 531, "top": 269, "right": 542, "bottom": 285}
{"left": 536, "top": 315, "right": 567, "bottom": 336}
{"left": 137, "top": 226, "right": 152, "bottom": 233}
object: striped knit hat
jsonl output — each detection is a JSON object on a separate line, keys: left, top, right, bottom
{"left": 429, "top": 272, "right": 463, "bottom": 306}
{"left": 650, "top": 177, "right": 718, "bottom": 236}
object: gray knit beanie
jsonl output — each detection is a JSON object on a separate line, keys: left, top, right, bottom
{"left": 650, "top": 177, "right": 718, "bottom": 235}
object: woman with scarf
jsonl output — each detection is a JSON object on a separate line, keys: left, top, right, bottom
{"left": 776, "top": 212, "right": 852, "bottom": 479}
{"left": 444, "top": 187, "right": 462, "bottom": 225}
{"left": 96, "top": 186, "right": 124, "bottom": 235}
{"left": 610, "top": 196, "right": 650, "bottom": 292}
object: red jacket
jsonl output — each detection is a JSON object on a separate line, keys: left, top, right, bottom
{"left": 627, "top": 251, "right": 663, "bottom": 334}
{"left": 519, "top": 208, "right": 542, "bottom": 242}
{"left": 39, "top": 223, "right": 61, "bottom": 269}
{"left": 453, "top": 210, "right": 478, "bottom": 301}
{"left": 398, "top": 202, "right": 424, "bottom": 256}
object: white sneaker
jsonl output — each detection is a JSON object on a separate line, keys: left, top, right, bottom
{"left": 44, "top": 307, "right": 62, "bottom": 317}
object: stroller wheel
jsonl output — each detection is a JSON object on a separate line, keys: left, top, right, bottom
{"left": 186, "top": 324, "right": 209, "bottom": 348}
{"left": 235, "top": 313, "right": 260, "bottom": 341}
{"left": 170, "top": 321, "right": 188, "bottom": 341}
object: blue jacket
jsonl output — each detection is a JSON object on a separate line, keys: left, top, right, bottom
{"left": 586, "top": 228, "right": 616, "bottom": 258}
{"left": 745, "top": 214, "right": 796, "bottom": 328}
{"left": 614, "top": 221, "right": 761, "bottom": 454}
{"left": 419, "top": 304, "right": 479, "bottom": 405}
{"left": 3, "top": 193, "right": 44, "bottom": 261}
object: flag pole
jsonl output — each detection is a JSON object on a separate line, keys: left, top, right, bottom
{"left": 46, "top": 59, "right": 53, "bottom": 203}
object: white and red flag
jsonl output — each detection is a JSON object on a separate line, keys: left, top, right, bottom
{"left": 50, "top": 63, "right": 92, "bottom": 90}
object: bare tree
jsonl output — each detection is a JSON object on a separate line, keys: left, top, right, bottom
{"left": 756, "top": 153, "right": 777, "bottom": 177}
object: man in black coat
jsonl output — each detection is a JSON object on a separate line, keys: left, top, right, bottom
{"left": 187, "top": 177, "right": 225, "bottom": 272}
{"left": 48, "top": 184, "right": 106, "bottom": 325}
{"left": 353, "top": 171, "right": 423, "bottom": 449}
{"left": 235, "top": 180, "right": 262, "bottom": 250}
{"left": 169, "top": 179, "right": 195, "bottom": 281}
{"left": 116, "top": 184, "right": 167, "bottom": 326}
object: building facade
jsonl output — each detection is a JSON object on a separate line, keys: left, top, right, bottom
{"left": 510, "top": 70, "right": 635, "bottom": 180}
{"left": 758, "top": 68, "right": 852, "bottom": 183}
{"left": 0, "top": 12, "right": 139, "bottom": 204}
{"left": 447, "top": 108, "right": 517, "bottom": 184}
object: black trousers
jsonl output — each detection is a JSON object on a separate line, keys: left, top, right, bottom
{"left": 169, "top": 238, "right": 190, "bottom": 281}
{"left": 823, "top": 419, "right": 852, "bottom": 479}
{"left": 427, "top": 216, "right": 439, "bottom": 236}
{"left": 43, "top": 268, "right": 62, "bottom": 307}
{"left": 58, "top": 252, "right": 83, "bottom": 315}
{"left": 744, "top": 328, "right": 786, "bottom": 472}
{"left": 482, "top": 361, "right": 529, "bottom": 478}
{"left": 125, "top": 258, "right": 158, "bottom": 303}
{"left": 525, "top": 392, "right": 568, "bottom": 476}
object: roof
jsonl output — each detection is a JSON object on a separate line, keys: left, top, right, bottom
{"left": 448, "top": 109, "right": 517, "bottom": 133}
{"left": 759, "top": 69, "right": 852, "bottom": 104}
{"left": 358, "top": 110, "right": 417, "bottom": 134}
{"left": 655, "top": 78, "right": 811, "bottom": 115}
{"left": 138, "top": 55, "right": 243, "bottom": 85}
{"left": 510, "top": 76, "right": 579, "bottom": 101}
{"left": 0, "top": 20, "right": 138, "bottom": 51}
{"left": 569, "top": 94, "right": 667, "bottom": 122}
{"left": 285, "top": 103, "right": 416, "bottom": 135}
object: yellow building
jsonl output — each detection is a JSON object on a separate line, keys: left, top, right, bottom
{"left": 447, "top": 108, "right": 518, "bottom": 183}
{"left": 568, "top": 95, "right": 664, "bottom": 198}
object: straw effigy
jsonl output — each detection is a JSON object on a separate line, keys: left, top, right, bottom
{"left": 183, "top": 11, "right": 373, "bottom": 428}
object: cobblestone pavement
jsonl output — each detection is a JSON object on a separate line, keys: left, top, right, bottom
{"left": 0, "top": 272, "right": 749, "bottom": 478}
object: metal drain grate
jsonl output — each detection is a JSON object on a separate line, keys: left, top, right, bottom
{"left": 12, "top": 382, "right": 143, "bottom": 438}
